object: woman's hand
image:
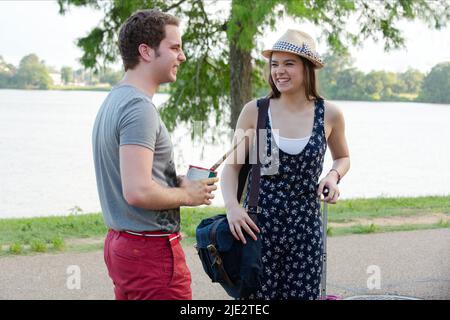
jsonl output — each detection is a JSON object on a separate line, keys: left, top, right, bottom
{"left": 226, "top": 204, "right": 260, "bottom": 244}
{"left": 317, "top": 171, "right": 340, "bottom": 204}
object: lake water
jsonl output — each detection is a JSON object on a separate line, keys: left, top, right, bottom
{"left": 1, "top": 89, "right": 449, "bottom": 218}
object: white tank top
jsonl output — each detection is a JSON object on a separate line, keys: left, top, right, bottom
{"left": 268, "top": 107, "right": 311, "bottom": 155}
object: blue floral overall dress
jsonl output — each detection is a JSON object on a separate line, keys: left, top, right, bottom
{"left": 243, "top": 98, "right": 327, "bottom": 300}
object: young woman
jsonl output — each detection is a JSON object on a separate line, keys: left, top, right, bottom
{"left": 221, "top": 29, "right": 350, "bottom": 300}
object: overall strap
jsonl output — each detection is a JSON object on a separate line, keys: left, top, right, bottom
{"left": 316, "top": 97, "right": 325, "bottom": 125}
{"left": 247, "top": 98, "right": 269, "bottom": 214}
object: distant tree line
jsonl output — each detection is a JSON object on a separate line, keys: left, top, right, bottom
{"left": 1, "top": 52, "right": 449, "bottom": 104}
{"left": 316, "top": 52, "right": 450, "bottom": 103}
{"left": 0, "top": 54, "right": 52, "bottom": 89}
{"left": 0, "top": 54, "right": 123, "bottom": 89}
{"left": 58, "top": 0, "right": 450, "bottom": 131}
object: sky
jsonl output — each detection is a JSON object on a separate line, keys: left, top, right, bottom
{"left": 1, "top": 0, "right": 449, "bottom": 73}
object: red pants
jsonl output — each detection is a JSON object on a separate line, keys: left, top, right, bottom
{"left": 104, "top": 229, "right": 192, "bottom": 300}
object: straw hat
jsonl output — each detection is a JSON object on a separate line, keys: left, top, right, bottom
{"left": 262, "top": 29, "right": 324, "bottom": 69}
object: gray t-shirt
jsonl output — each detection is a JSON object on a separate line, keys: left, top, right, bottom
{"left": 92, "top": 84, "right": 179, "bottom": 232}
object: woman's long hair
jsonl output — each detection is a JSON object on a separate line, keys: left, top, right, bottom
{"left": 267, "top": 54, "right": 323, "bottom": 101}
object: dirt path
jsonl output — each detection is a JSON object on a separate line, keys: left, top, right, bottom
{"left": 329, "top": 213, "right": 449, "bottom": 228}
{"left": 0, "top": 228, "right": 449, "bottom": 300}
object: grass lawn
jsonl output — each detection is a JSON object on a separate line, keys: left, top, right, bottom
{"left": 0, "top": 195, "right": 449, "bottom": 256}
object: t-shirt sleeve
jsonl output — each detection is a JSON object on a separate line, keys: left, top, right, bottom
{"left": 118, "top": 98, "right": 160, "bottom": 151}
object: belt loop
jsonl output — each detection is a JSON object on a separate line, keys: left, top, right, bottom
{"left": 169, "top": 234, "right": 181, "bottom": 243}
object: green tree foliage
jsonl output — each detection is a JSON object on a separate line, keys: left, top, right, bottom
{"left": 317, "top": 51, "right": 431, "bottom": 102}
{"left": 418, "top": 62, "right": 450, "bottom": 103}
{"left": 364, "top": 71, "right": 385, "bottom": 99}
{"left": 14, "top": 54, "right": 53, "bottom": 89}
{"left": 57, "top": 0, "right": 450, "bottom": 132}
{"left": 0, "top": 55, "right": 16, "bottom": 88}
{"left": 365, "top": 71, "right": 399, "bottom": 99}
{"left": 318, "top": 52, "right": 357, "bottom": 99}
{"left": 98, "top": 67, "right": 123, "bottom": 86}
{"left": 60, "top": 66, "right": 74, "bottom": 84}
{"left": 334, "top": 68, "right": 367, "bottom": 100}
{"left": 399, "top": 69, "right": 424, "bottom": 94}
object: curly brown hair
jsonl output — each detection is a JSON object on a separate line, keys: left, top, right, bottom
{"left": 118, "top": 9, "right": 180, "bottom": 71}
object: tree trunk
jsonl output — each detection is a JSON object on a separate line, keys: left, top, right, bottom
{"left": 229, "top": 38, "right": 252, "bottom": 130}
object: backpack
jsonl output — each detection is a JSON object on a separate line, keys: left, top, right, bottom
{"left": 194, "top": 98, "right": 269, "bottom": 299}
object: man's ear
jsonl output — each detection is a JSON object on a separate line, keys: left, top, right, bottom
{"left": 138, "top": 44, "right": 155, "bottom": 63}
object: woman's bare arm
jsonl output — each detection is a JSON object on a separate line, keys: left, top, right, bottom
{"left": 318, "top": 101, "right": 351, "bottom": 202}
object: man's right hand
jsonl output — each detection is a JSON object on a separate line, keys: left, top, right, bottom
{"left": 179, "top": 176, "right": 219, "bottom": 206}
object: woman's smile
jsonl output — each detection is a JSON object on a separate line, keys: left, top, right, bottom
{"left": 276, "top": 77, "right": 291, "bottom": 85}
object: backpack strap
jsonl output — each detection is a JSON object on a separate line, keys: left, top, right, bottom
{"left": 208, "top": 216, "right": 236, "bottom": 288}
{"left": 247, "top": 98, "right": 269, "bottom": 214}
{"left": 209, "top": 217, "right": 222, "bottom": 246}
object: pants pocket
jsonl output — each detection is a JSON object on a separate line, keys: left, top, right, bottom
{"left": 168, "top": 238, "right": 191, "bottom": 287}
{"left": 104, "top": 230, "right": 112, "bottom": 267}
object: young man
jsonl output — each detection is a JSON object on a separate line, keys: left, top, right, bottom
{"left": 92, "top": 9, "right": 218, "bottom": 300}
